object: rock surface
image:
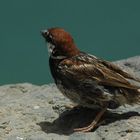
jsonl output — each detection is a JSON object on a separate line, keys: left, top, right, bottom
{"left": 0, "top": 56, "right": 140, "bottom": 140}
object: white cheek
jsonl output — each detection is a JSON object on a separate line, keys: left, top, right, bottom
{"left": 47, "top": 43, "right": 55, "bottom": 55}
{"left": 47, "top": 43, "right": 67, "bottom": 59}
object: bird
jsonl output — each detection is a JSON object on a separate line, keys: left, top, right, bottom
{"left": 41, "top": 27, "right": 140, "bottom": 132}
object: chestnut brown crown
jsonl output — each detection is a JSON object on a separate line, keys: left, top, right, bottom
{"left": 41, "top": 27, "right": 80, "bottom": 57}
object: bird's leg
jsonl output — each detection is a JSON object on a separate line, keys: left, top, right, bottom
{"left": 74, "top": 107, "right": 107, "bottom": 132}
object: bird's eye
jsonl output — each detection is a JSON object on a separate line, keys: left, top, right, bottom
{"left": 45, "top": 33, "right": 54, "bottom": 43}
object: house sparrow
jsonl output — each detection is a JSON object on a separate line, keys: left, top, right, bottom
{"left": 41, "top": 27, "right": 140, "bottom": 132}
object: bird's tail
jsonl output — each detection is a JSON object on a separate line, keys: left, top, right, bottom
{"left": 136, "top": 89, "right": 140, "bottom": 104}
{"left": 121, "top": 88, "right": 140, "bottom": 105}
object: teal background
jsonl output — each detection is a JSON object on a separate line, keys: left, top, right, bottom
{"left": 0, "top": 0, "right": 140, "bottom": 85}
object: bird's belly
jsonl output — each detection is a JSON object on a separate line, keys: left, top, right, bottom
{"left": 56, "top": 80, "right": 126, "bottom": 109}
{"left": 56, "top": 82, "right": 100, "bottom": 109}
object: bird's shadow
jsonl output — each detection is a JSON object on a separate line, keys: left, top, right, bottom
{"left": 37, "top": 107, "right": 140, "bottom": 135}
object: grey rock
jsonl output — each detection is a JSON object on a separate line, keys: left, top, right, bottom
{"left": 0, "top": 56, "right": 140, "bottom": 140}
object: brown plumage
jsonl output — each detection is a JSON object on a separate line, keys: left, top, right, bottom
{"left": 41, "top": 27, "right": 140, "bottom": 132}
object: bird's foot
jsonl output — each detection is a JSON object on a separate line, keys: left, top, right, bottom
{"left": 74, "top": 107, "right": 107, "bottom": 132}
{"left": 74, "top": 119, "right": 106, "bottom": 132}
{"left": 74, "top": 120, "right": 97, "bottom": 132}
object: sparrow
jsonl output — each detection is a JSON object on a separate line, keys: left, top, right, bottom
{"left": 41, "top": 27, "right": 140, "bottom": 132}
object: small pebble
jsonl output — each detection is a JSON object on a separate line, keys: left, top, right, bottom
{"left": 16, "top": 136, "right": 24, "bottom": 140}
{"left": 34, "top": 106, "right": 40, "bottom": 109}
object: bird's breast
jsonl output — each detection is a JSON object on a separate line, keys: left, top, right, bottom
{"left": 56, "top": 80, "right": 102, "bottom": 109}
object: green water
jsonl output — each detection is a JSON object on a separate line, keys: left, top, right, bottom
{"left": 0, "top": 0, "right": 140, "bottom": 85}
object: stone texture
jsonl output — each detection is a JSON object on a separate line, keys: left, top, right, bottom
{"left": 0, "top": 56, "right": 140, "bottom": 140}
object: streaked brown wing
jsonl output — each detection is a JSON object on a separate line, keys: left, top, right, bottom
{"left": 59, "top": 54, "right": 140, "bottom": 90}
{"left": 98, "top": 59, "right": 140, "bottom": 82}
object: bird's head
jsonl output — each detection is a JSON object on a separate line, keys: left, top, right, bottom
{"left": 41, "top": 27, "right": 79, "bottom": 59}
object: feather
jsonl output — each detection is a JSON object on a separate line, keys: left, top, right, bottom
{"left": 59, "top": 53, "right": 140, "bottom": 90}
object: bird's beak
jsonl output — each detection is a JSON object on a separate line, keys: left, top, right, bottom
{"left": 41, "top": 30, "right": 48, "bottom": 38}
